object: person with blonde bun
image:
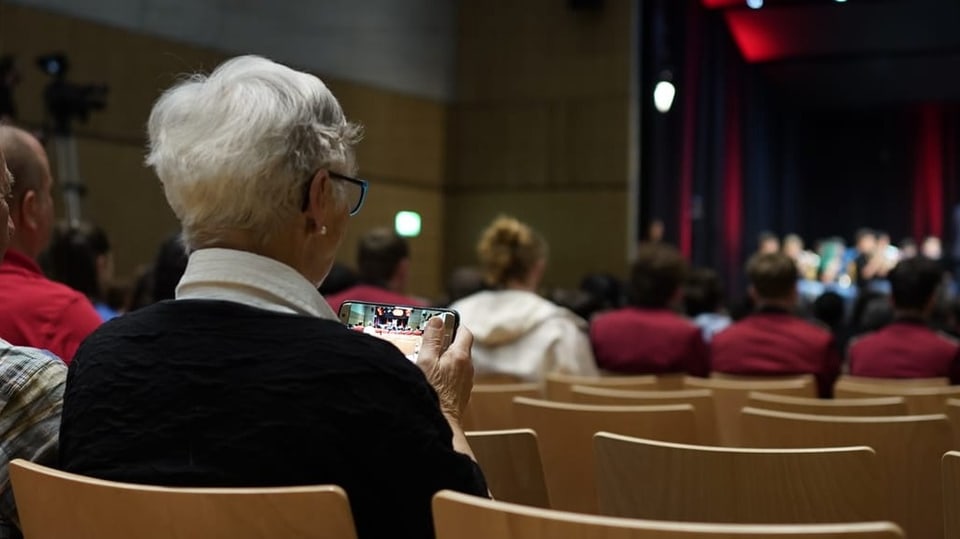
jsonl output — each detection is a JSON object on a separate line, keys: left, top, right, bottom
{"left": 450, "top": 216, "right": 597, "bottom": 382}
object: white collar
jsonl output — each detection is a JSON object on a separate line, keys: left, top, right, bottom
{"left": 176, "top": 248, "right": 338, "bottom": 320}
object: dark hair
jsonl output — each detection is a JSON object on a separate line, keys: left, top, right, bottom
{"left": 447, "top": 266, "right": 485, "bottom": 304}
{"left": 151, "top": 232, "right": 188, "bottom": 303}
{"left": 45, "top": 221, "right": 110, "bottom": 300}
{"left": 357, "top": 228, "right": 409, "bottom": 286}
{"left": 855, "top": 228, "right": 876, "bottom": 244}
{"left": 580, "top": 273, "right": 623, "bottom": 311}
{"left": 628, "top": 243, "right": 687, "bottom": 308}
{"left": 319, "top": 262, "right": 358, "bottom": 296}
{"left": 746, "top": 252, "right": 798, "bottom": 299}
{"left": 812, "top": 291, "right": 845, "bottom": 330}
{"left": 683, "top": 268, "right": 723, "bottom": 317}
{"left": 889, "top": 256, "right": 943, "bottom": 311}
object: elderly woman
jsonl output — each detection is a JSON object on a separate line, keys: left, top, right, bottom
{"left": 58, "top": 56, "right": 486, "bottom": 539}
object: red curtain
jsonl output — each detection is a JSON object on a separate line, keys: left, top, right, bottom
{"left": 912, "top": 104, "right": 945, "bottom": 240}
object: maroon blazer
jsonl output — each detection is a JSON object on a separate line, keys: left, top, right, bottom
{"left": 849, "top": 319, "right": 960, "bottom": 383}
{"left": 589, "top": 307, "right": 709, "bottom": 377}
{"left": 710, "top": 308, "right": 840, "bottom": 397}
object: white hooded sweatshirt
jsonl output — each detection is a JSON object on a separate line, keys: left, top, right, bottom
{"left": 450, "top": 290, "right": 598, "bottom": 382}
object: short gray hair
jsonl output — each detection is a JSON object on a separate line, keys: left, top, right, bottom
{"left": 146, "top": 55, "right": 361, "bottom": 249}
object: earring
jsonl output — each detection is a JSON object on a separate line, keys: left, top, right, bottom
{"left": 320, "top": 225, "right": 328, "bottom": 235}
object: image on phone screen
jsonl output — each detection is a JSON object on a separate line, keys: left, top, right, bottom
{"left": 338, "top": 302, "right": 458, "bottom": 361}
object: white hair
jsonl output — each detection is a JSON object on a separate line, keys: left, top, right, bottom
{"left": 146, "top": 55, "right": 361, "bottom": 249}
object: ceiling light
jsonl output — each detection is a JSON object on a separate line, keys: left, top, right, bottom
{"left": 653, "top": 79, "right": 676, "bottom": 113}
{"left": 746, "top": 0, "right": 763, "bottom": 8}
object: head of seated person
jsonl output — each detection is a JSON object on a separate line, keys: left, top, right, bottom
{"left": 478, "top": 215, "right": 547, "bottom": 292}
{"left": 683, "top": 268, "right": 723, "bottom": 318}
{"left": 44, "top": 221, "right": 116, "bottom": 318}
{"left": 627, "top": 243, "right": 687, "bottom": 311}
{"left": 888, "top": 256, "right": 943, "bottom": 320}
{"left": 357, "top": 228, "right": 409, "bottom": 293}
{"left": 746, "top": 252, "right": 799, "bottom": 312}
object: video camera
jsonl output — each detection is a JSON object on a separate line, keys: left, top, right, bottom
{"left": 36, "top": 53, "right": 108, "bottom": 133}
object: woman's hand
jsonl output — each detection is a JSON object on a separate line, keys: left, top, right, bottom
{"left": 417, "top": 317, "right": 474, "bottom": 423}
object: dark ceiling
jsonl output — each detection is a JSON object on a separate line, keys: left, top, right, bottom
{"left": 701, "top": 0, "right": 960, "bottom": 108}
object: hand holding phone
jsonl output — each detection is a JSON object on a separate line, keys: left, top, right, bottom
{"left": 338, "top": 301, "right": 460, "bottom": 361}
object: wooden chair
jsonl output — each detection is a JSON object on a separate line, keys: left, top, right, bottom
{"left": 512, "top": 397, "right": 697, "bottom": 514}
{"left": 475, "top": 373, "right": 526, "bottom": 384}
{"left": 741, "top": 407, "right": 952, "bottom": 539}
{"left": 462, "top": 383, "right": 541, "bottom": 431}
{"left": 947, "top": 399, "right": 960, "bottom": 449}
{"left": 465, "top": 429, "right": 549, "bottom": 508}
{"left": 432, "top": 490, "right": 905, "bottom": 539}
{"left": 943, "top": 451, "right": 960, "bottom": 539}
{"left": 684, "top": 376, "right": 816, "bottom": 446}
{"left": 8, "top": 459, "right": 357, "bottom": 539}
{"left": 571, "top": 386, "right": 718, "bottom": 444}
{"left": 593, "top": 432, "right": 882, "bottom": 523}
{"left": 834, "top": 381, "right": 960, "bottom": 414}
{"left": 713, "top": 373, "right": 820, "bottom": 384}
{"left": 544, "top": 372, "right": 659, "bottom": 401}
{"left": 839, "top": 374, "right": 949, "bottom": 387}
{"left": 747, "top": 392, "right": 908, "bottom": 417}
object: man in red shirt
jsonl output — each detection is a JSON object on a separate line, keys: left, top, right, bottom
{"left": 711, "top": 252, "right": 840, "bottom": 397}
{"left": 324, "top": 228, "right": 426, "bottom": 313}
{"left": 0, "top": 126, "right": 100, "bottom": 362}
{"left": 849, "top": 256, "right": 960, "bottom": 382}
{"left": 590, "top": 243, "right": 708, "bottom": 376}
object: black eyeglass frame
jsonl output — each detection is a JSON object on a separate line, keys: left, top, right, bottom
{"left": 301, "top": 170, "right": 368, "bottom": 215}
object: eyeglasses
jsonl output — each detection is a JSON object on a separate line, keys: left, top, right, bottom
{"left": 301, "top": 170, "right": 368, "bottom": 216}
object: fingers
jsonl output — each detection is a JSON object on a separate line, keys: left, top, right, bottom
{"left": 416, "top": 316, "right": 444, "bottom": 370}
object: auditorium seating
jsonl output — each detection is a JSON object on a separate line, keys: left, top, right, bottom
{"left": 8, "top": 459, "right": 358, "bottom": 539}
{"left": 947, "top": 399, "right": 960, "bottom": 449}
{"left": 593, "top": 432, "right": 882, "bottom": 523}
{"left": 512, "top": 397, "right": 697, "bottom": 513}
{"left": 839, "top": 375, "right": 949, "bottom": 387}
{"left": 833, "top": 381, "right": 960, "bottom": 414}
{"left": 571, "top": 386, "right": 718, "bottom": 444}
{"left": 943, "top": 451, "right": 960, "bottom": 539}
{"left": 432, "top": 490, "right": 905, "bottom": 539}
{"left": 465, "top": 429, "right": 550, "bottom": 508}
{"left": 544, "top": 372, "right": 660, "bottom": 401}
{"left": 741, "top": 407, "right": 952, "bottom": 539}
{"left": 683, "top": 376, "right": 816, "bottom": 446}
{"left": 463, "top": 383, "right": 542, "bottom": 431}
{"left": 746, "top": 392, "right": 908, "bottom": 416}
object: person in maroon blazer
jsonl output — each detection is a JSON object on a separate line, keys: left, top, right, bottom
{"left": 711, "top": 252, "right": 840, "bottom": 397}
{"left": 849, "top": 256, "right": 960, "bottom": 382}
{"left": 590, "top": 243, "right": 708, "bottom": 376}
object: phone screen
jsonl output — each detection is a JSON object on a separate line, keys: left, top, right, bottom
{"left": 338, "top": 301, "right": 459, "bottom": 361}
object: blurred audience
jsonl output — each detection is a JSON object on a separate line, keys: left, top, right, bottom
{"left": 58, "top": 56, "right": 486, "bottom": 539}
{"left": 44, "top": 221, "right": 119, "bottom": 321}
{"left": 0, "top": 146, "right": 68, "bottom": 538}
{"left": 683, "top": 268, "right": 731, "bottom": 343}
{"left": 443, "top": 266, "right": 485, "bottom": 307}
{"left": 923, "top": 235, "right": 943, "bottom": 260}
{"left": 711, "top": 252, "right": 840, "bottom": 397}
{"left": 0, "top": 126, "right": 100, "bottom": 362}
{"left": 590, "top": 243, "right": 708, "bottom": 376}
{"left": 325, "top": 228, "right": 425, "bottom": 312}
{"left": 849, "top": 257, "right": 959, "bottom": 381}
{"left": 757, "top": 231, "right": 780, "bottom": 255}
{"left": 451, "top": 215, "right": 596, "bottom": 381}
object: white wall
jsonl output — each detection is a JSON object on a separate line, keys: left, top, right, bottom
{"left": 6, "top": 0, "right": 459, "bottom": 101}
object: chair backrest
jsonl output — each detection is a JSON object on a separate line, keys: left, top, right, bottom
{"left": 544, "top": 372, "right": 659, "bottom": 401}
{"left": 432, "top": 490, "right": 905, "bottom": 539}
{"left": 684, "top": 376, "right": 816, "bottom": 446}
{"left": 947, "top": 399, "right": 960, "bottom": 449}
{"left": 8, "top": 459, "right": 357, "bottom": 539}
{"left": 834, "top": 381, "right": 960, "bottom": 414}
{"left": 839, "top": 375, "right": 949, "bottom": 387}
{"left": 747, "top": 392, "right": 908, "bottom": 417}
{"left": 943, "top": 451, "right": 960, "bottom": 539}
{"left": 713, "top": 373, "right": 820, "bottom": 384}
{"left": 741, "top": 407, "right": 952, "bottom": 539}
{"left": 465, "top": 429, "right": 549, "bottom": 508}
{"left": 512, "top": 397, "right": 697, "bottom": 514}
{"left": 571, "top": 386, "right": 717, "bottom": 444}
{"left": 463, "top": 383, "right": 542, "bottom": 431}
{"left": 475, "top": 373, "right": 527, "bottom": 384}
{"left": 594, "top": 432, "right": 882, "bottom": 523}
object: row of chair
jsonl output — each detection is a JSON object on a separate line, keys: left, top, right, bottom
{"left": 7, "top": 457, "right": 910, "bottom": 538}
{"left": 469, "top": 428, "right": 960, "bottom": 539}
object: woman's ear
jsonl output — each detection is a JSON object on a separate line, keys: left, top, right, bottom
{"left": 305, "top": 170, "right": 331, "bottom": 217}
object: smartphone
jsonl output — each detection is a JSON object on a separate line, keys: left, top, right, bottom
{"left": 338, "top": 301, "right": 460, "bottom": 361}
